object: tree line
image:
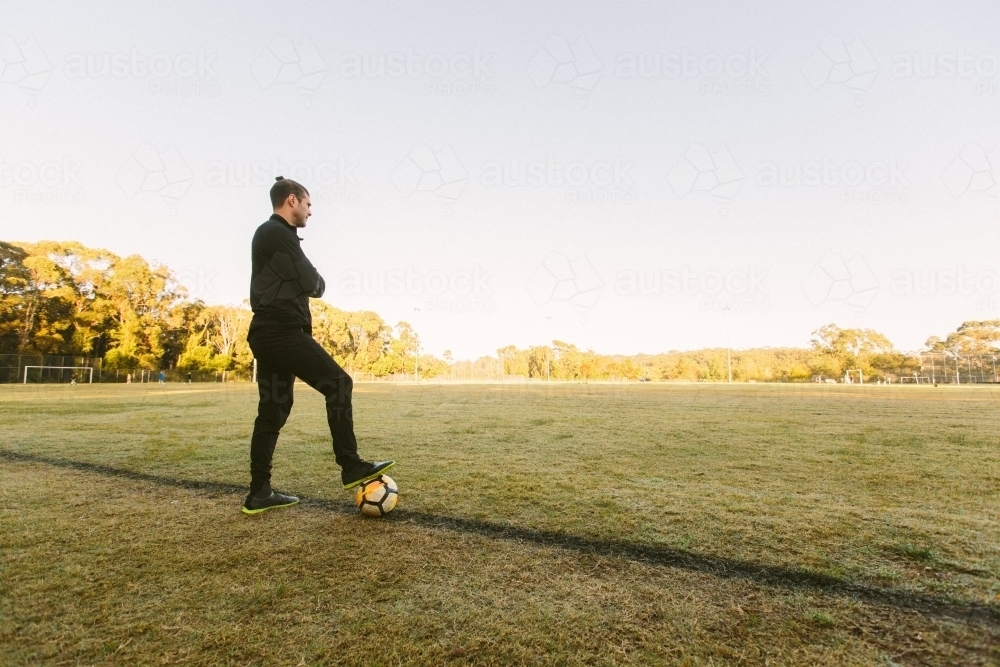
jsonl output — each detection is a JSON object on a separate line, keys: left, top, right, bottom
{"left": 496, "top": 322, "right": 1000, "bottom": 382}
{"left": 3, "top": 240, "right": 998, "bottom": 382}
{"left": 0, "top": 240, "right": 435, "bottom": 378}
{"left": 495, "top": 326, "right": 913, "bottom": 382}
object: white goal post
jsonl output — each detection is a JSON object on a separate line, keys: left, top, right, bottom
{"left": 23, "top": 366, "right": 94, "bottom": 384}
{"left": 844, "top": 369, "right": 863, "bottom": 384}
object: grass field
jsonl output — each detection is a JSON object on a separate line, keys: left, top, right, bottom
{"left": 1, "top": 382, "right": 998, "bottom": 666}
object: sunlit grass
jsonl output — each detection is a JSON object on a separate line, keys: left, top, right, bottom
{"left": 1, "top": 382, "right": 998, "bottom": 665}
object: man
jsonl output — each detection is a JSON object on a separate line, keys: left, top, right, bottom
{"left": 242, "top": 176, "right": 394, "bottom": 515}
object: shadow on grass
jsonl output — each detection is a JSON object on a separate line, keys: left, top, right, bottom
{"left": 2, "top": 448, "right": 997, "bottom": 630}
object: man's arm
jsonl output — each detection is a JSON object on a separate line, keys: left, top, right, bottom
{"left": 272, "top": 227, "right": 324, "bottom": 297}
{"left": 251, "top": 225, "right": 325, "bottom": 304}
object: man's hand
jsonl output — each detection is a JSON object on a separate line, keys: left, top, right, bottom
{"left": 312, "top": 275, "right": 326, "bottom": 298}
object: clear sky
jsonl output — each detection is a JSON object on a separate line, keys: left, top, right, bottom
{"left": 2, "top": 0, "right": 999, "bottom": 359}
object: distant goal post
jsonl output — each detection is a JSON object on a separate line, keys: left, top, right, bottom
{"left": 23, "top": 366, "right": 94, "bottom": 384}
{"left": 900, "top": 375, "right": 931, "bottom": 384}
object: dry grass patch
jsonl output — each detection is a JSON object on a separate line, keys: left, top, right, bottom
{"left": 1, "top": 383, "right": 998, "bottom": 664}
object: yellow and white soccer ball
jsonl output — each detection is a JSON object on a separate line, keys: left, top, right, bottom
{"left": 355, "top": 475, "right": 398, "bottom": 517}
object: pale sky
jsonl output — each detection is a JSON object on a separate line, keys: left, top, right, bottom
{"left": 3, "top": 0, "right": 999, "bottom": 359}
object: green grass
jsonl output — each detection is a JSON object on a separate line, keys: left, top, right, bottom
{"left": 1, "top": 382, "right": 998, "bottom": 665}
{"left": 891, "top": 544, "right": 936, "bottom": 563}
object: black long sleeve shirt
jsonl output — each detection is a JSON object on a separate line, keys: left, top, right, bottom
{"left": 248, "top": 214, "right": 325, "bottom": 335}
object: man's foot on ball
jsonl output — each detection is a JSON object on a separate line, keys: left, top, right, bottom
{"left": 342, "top": 460, "right": 396, "bottom": 489}
{"left": 242, "top": 484, "right": 300, "bottom": 515}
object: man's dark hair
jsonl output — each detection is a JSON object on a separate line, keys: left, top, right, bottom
{"left": 269, "top": 176, "right": 309, "bottom": 209}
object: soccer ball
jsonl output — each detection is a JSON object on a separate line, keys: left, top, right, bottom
{"left": 355, "top": 475, "right": 398, "bottom": 517}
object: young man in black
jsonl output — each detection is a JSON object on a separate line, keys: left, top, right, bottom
{"left": 242, "top": 176, "right": 394, "bottom": 515}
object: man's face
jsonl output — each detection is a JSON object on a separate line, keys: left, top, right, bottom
{"left": 288, "top": 194, "right": 312, "bottom": 227}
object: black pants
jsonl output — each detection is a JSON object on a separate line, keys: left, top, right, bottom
{"left": 247, "top": 325, "right": 361, "bottom": 493}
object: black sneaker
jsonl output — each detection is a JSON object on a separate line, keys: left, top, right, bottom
{"left": 242, "top": 484, "right": 300, "bottom": 515}
{"left": 342, "top": 460, "right": 396, "bottom": 489}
